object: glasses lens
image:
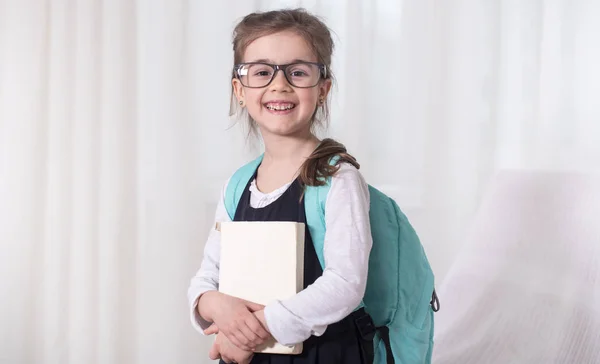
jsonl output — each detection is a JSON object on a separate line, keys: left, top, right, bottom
{"left": 238, "top": 64, "right": 273, "bottom": 88}
{"left": 286, "top": 63, "right": 321, "bottom": 87}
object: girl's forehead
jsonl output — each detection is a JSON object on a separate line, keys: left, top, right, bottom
{"left": 243, "top": 30, "right": 318, "bottom": 64}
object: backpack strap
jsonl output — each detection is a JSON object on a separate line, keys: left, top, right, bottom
{"left": 224, "top": 154, "right": 264, "bottom": 220}
{"left": 377, "top": 326, "right": 395, "bottom": 364}
{"left": 303, "top": 183, "right": 330, "bottom": 269}
{"left": 303, "top": 155, "right": 340, "bottom": 269}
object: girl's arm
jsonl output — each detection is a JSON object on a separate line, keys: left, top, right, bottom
{"left": 187, "top": 180, "right": 231, "bottom": 332}
{"left": 263, "top": 163, "right": 373, "bottom": 346}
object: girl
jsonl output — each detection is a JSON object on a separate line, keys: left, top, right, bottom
{"left": 188, "top": 8, "right": 374, "bottom": 364}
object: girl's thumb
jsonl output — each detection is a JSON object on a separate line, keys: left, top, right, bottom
{"left": 203, "top": 323, "right": 219, "bottom": 335}
{"left": 243, "top": 300, "right": 265, "bottom": 312}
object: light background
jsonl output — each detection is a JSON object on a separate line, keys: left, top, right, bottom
{"left": 1, "top": 0, "right": 599, "bottom": 363}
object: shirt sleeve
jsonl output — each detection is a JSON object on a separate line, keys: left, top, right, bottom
{"left": 187, "top": 179, "right": 231, "bottom": 334}
{"left": 263, "top": 163, "right": 373, "bottom": 346}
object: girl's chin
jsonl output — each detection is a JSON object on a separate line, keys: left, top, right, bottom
{"left": 255, "top": 122, "right": 311, "bottom": 138}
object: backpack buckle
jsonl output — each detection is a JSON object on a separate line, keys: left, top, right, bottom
{"left": 354, "top": 313, "right": 376, "bottom": 341}
{"left": 430, "top": 289, "right": 440, "bottom": 312}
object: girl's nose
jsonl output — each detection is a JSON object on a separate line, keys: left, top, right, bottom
{"left": 269, "top": 70, "right": 293, "bottom": 92}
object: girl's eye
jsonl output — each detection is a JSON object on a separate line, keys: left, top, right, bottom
{"left": 291, "top": 70, "right": 308, "bottom": 77}
{"left": 247, "top": 65, "right": 273, "bottom": 77}
{"left": 289, "top": 64, "right": 313, "bottom": 77}
{"left": 254, "top": 70, "right": 272, "bottom": 77}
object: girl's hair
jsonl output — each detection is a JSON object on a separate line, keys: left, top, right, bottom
{"left": 299, "top": 138, "right": 360, "bottom": 187}
{"left": 230, "top": 8, "right": 359, "bottom": 186}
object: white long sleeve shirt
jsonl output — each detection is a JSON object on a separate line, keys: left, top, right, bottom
{"left": 187, "top": 163, "right": 373, "bottom": 346}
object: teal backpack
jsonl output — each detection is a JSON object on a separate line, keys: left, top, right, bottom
{"left": 224, "top": 154, "right": 439, "bottom": 364}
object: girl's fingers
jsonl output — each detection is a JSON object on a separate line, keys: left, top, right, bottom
{"left": 246, "top": 314, "right": 270, "bottom": 340}
{"left": 208, "top": 340, "right": 220, "bottom": 360}
{"left": 204, "top": 323, "right": 219, "bottom": 335}
{"left": 231, "top": 331, "right": 253, "bottom": 351}
{"left": 239, "top": 322, "right": 260, "bottom": 347}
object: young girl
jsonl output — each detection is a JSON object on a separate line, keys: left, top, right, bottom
{"left": 188, "top": 9, "right": 374, "bottom": 364}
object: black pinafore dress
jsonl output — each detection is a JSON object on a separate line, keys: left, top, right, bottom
{"left": 220, "top": 172, "right": 375, "bottom": 364}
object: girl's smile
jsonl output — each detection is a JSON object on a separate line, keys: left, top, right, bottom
{"left": 264, "top": 100, "right": 297, "bottom": 114}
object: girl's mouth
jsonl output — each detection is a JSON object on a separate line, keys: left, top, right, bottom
{"left": 264, "top": 102, "right": 296, "bottom": 114}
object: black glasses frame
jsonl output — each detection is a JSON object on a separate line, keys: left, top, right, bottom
{"left": 233, "top": 62, "right": 328, "bottom": 88}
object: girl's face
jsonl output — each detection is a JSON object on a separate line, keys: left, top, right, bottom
{"left": 233, "top": 30, "right": 331, "bottom": 139}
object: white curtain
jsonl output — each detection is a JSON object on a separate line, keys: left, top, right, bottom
{"left": 0, "top": 1, "right": 598, "bottom": 363}
{"left": 432, "top": 170, "right": 600, "bottom": 363}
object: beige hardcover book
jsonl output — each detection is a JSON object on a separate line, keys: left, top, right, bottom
{"left": 218, "top": 221, "right": 305, "bottom": 355}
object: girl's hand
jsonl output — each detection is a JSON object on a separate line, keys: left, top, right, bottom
{"left": 209, "top": 333, "right": 254, "bottom": 364}
{"left": 204, "top": 310, "right": 271, "bottom": 348}
{"left": 198, "top": 291, "right": 270, "bottom": 350}
{"left": 253, "top": 310, "right": 270, "bottom": 334}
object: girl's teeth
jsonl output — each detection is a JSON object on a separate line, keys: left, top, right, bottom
{"left": 266, "top": 104, "right": 295, "bottom": 111}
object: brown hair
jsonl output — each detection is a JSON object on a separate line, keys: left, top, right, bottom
{"left": 230, "top": 9, "right": 359, "bottom": 186}
{"left": 299, "top": 138, "right": 360, "bottom": 187}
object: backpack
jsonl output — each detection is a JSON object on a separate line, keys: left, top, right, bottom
{"left": 224, "top": 154, "right": 439, "bottom": 364}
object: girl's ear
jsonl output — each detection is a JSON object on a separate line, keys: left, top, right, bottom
{"left": 319, "top": 78, "right": 332, "bottom": 100}
{"left": 232, "top": 78, "right": 245, "bottom": 105}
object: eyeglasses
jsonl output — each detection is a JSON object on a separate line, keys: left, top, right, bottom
{"left": 233, "top": 62, "right": 327, "bottom": 88}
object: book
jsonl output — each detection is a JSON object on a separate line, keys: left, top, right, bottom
{"left": 218, "top": 221, "right": 305, "bottom": 355}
